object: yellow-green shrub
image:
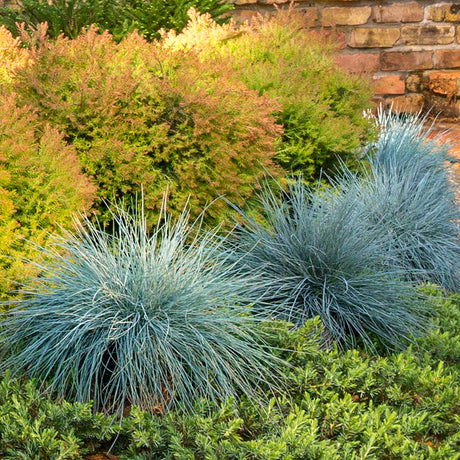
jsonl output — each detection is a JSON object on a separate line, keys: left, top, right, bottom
{"left": 0, "top": 93, "right": 95, "bottom": 300}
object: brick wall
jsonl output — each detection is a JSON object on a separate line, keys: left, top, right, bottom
{"left": 230, "top": 1, "right": 460, "bottom": 119}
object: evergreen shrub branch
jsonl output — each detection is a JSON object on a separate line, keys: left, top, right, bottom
{"left": 11, "top": 27, "right": 281, "bottom": 227}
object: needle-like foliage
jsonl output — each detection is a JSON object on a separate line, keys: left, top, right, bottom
{"left": 0, "top": 201, "right": 281, "bottom": 416}
{"left": 355, "top": 111, "right": 460, "bottom": 291}
{"left": 228, "top": 179, "right": 422, "bottom": 350}
{"left": 371, "top": 110, "right": 452, "bottom": 182}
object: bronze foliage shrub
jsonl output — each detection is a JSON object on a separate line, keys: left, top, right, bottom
{"left": 12, "top": 28, "right": 281, "bottom": 226}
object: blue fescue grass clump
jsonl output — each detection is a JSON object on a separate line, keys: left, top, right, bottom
{"left": 226, "top": 110, "right": 459, "bottom": 350}
{"left": 360, "top": 110, "right": 460, "bottom": 291}
{"left": 371, "top": 110, "right": 452, "bottom": 182}
{"left": 0, "top": 202, "right": 281, "bottom": 416}
{"left": 228, "top": 179, "right": 424, "bottom": 350}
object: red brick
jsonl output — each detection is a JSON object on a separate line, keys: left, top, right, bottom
{"left": 381, "top": 51, "right": 433, "bottom": 71}
{"left": 428, "top": 4, "right": 460, "bottom": 22}
{"left": 322, "top": 6, "right": 371, "bottom": 26}
{"left": 386, "top": 94, "right": 425, "bottom": 114}
{"left": 401, "top": 25, "right": 455, "bottom": 46}
{"left": 373, "top": 2, "right": 424, "bottom": 23}
{"left": 335, "top": 53, "right": 380, "bottom": 73}
{"left": 308, "top": 30, "right": 346, "bottom": 50}
{"left": 424, "top": 71, "right": 460, "bottom": 97}
{"left": 435, "top": 50, "right": 460, "bottom": 69}
{"left": 372, "top": 75, "right": 405, "bottom": 95}
{"left": 349, "top": 28, "right": 400, "bottom": 48}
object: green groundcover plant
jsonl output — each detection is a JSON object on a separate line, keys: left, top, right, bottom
{"left": 0, "top": 201, "right": 283, "bottom": 416}
{"left": 0, "top": 289, "right": 458, "bottom": 458}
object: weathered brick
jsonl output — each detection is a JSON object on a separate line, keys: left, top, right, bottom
{"left": 424, "top": 71, "right": 460, "bottom": 97}
{"left": 381, "top": 51, "right": 433, "bottom": 71}
{"left": 232, "top": 0, "right": 258, "bottom": 5}
{"left": 435, "top": 50, "right": 460, "bottom": 68}
{"left": 373, "top": 75, "right": 405, "bottom": 95}
{"left": 373, "top": 3, "right": 424, "bottom": 23}
{"left": 257, "top": 0, "right": 289, "bottom": 4}
{"left": 458, "top": 26, "right": 460, "bottom": 43}
{"left": 405, "top": 74, "right": 421, "bottom": 93}
{"left": 309, "top": 30, "right": 346, "bottom": 49}
{"left": 402, "top": 25, "right": 455, "bottom": 46}
{"left": 335, "top": 53, "right": 380, "bottom": 73}
{"left": 231, "top": 9, "right": 259, "bottom": 22}
{"left": 298, "top": 8, "right": 319, "bottom": 28}
{"left": 386, "top": 94, "right": 425, "bottom": 113}
{"left": 322, "top": 6, "right": 371, "bottom": 26}
{"left": 428, "top": 3, "right": 460, "bottom": 22}
{"left": 349, "top": 28, "right": 400, "bottom": 48}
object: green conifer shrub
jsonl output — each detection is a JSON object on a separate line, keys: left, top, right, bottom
{"left": 119, "top": 0, "right": 233, "bottom": 42}
{"left": 0, "top": 92, "right": 95, "bottom": 301}
{"left": 162, "top": 9, "right": 374, "bottom": 183}
{"left": 12, "top": 28, "right": 281, "bottom": 226}
{"left": 0, "top": 0, "right": 233, "bottom": 41}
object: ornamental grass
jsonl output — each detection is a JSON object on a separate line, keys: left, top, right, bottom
{"left": 0, "top": 201, "right": 281, "bottom": 416}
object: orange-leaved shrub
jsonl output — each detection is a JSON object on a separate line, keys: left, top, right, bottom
{"left": 0, "top": 25, "right": 29, "bottom": 86}
{"left": 162, "top": 9, "right": 374, "bottom": 183}
{"left": 0, "top": 93, "right": 95, "bottom": 301}
{"left": 13, "top": 28, "right": 281, "bottom": 226}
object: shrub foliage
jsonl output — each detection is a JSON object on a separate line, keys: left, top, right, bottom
{"left": 0, "top": 92, "right": 95, "bottom": 300}
{"left": 12, "top": 28, "right": 281, "bottom": 226}
{"left": 162, "top": 9, "right": 374, "bottom": 183}
{"left": 0, "top": 0, "right": 233, "bottom": 41}
{"left": 0, "top": 25, "right": 29, "bottom": 86}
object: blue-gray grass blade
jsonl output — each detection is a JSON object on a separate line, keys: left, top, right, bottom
{"left": 226, "top": 177, "right": 423, "bottom": 351}
{"left": 0, "top": 201, "right": 284, "bottom": 416}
